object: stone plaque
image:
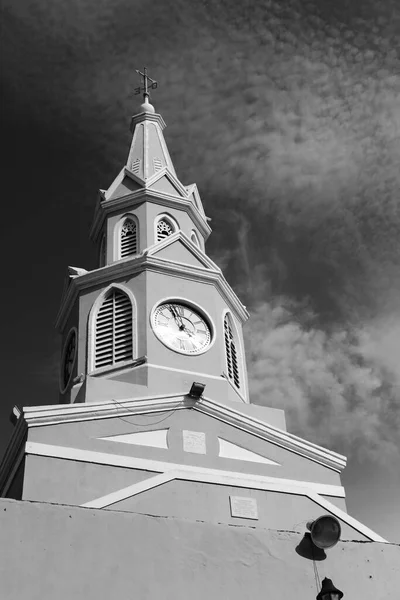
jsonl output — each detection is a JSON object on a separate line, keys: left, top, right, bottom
{"left": 230, "top": 496, "right": 258, "bottom": 520}
{"left": 183, "top": 430, "right": 206, "bottom": 454}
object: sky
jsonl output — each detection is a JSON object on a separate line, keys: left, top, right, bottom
{"left": 1, "top": 0, "right": 400, "bottom": 542}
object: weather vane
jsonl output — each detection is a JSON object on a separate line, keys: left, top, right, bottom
{"left": 134, "top": 67, "right": 158, "bottom": 101}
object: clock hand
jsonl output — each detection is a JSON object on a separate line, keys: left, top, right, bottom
{"left": 169, "top": 305, "right": 184, "bottom": 328}
{"left": 181, "top": 325, "right": 194, "bottom": 337}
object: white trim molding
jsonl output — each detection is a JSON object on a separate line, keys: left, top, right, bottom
{"left": 56, "top": 239, "right": 249, "bottom": 332}
{"left": 26, "top": 441, "right": 345, "bottom": 500}
{"left": 20, "top": 395, "right": 346, "bottom": 472}
{"left": 23, "top": 440, "right": 386, "bottom": 542}
{"left": 90, "top": 184, "right": 212, "bottom": 244}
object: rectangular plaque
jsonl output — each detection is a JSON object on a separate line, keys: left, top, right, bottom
{"left": 183, "top": 430, "right": 206, "bottom": 454}
{"left": 230, "top": 496, "right": 258, "bottom": 520}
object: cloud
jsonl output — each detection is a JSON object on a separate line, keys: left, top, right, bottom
{"left": 244, "top": 301, "right": 400, "bottom": 462}
{"left": 3, "top": 0, "right": 400, "bottom": 459}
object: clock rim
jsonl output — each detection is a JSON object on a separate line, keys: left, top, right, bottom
{"left": 150, "top": 297, "right": 215, "bottom": 356}
{"left": 59, "top": 326, "right": 78, "bottom": 394}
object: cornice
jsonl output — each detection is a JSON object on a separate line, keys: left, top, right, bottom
{"left": 55, "top": 249, "right": 249, "bottom": 331}
{"left": 20, "top": 395, "right": 346, "bottom": 473}
{"left": 197, "top": 398, "right": 347, "bottom": 473}
{"left": 90, "top": 186, "right": 212, "bottom": 243}
{"left": 130, "top": 111, "right": 167, "bottom": 132}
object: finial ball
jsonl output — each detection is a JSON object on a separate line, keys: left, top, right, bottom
{"left": 140, "top": 100, "right": 155, "bottom": 114}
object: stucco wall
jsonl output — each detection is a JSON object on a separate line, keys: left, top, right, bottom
{"left": 1, "top": 498, "right": 398, "bottom": 600}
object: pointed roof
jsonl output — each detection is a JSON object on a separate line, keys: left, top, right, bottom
{"left": 126, "top": 97, "right": 177, "bottom": 181}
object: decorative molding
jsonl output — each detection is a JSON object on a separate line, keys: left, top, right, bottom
{"left": 25, "top": 441, "right": 345, "bottom": 499}
{"left": 83, "top": 472, "right": 175, "bottom": 509}
{"left": 19, "top": 395, "right": 346, "bottom": 472}
{"left": 23, "top": 441, "right": 386, "bottom": 542}
{"left": 90, "top": 186, "right": 211, "bottom": 243}
{"left": 129, "top": 111, "right": 167, "bottom": 133}
{"left": 98, "top": 429, "right": 169, "bottom": 449}
{"left": 218, "top": 439, "right": 280, "bottom": 465}
{"left": 196, "top": 397, "right": 347, "bottom": 472}
{"left": 55, "top": 247, "right": 249, "bottom": 332}
{"left": 145, "top": 363, "right": 230, "bottom": 381}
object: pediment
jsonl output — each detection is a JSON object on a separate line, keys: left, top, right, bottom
{"left": 150, "top": 238, "right": 210, "bottom": 269}
{"left": 145, "top": 169, "right": 188, "bottom": 199}
{"left": 102, "top": 168, "right": 145, "bottom": 202}
{"left": 108, "top": 176, "right": 142, "bottom": 200}
{"left": 146, "top": 232, "right": 220, "bottom": 271}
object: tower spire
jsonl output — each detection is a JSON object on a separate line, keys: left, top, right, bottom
{"left": 134, "top": 67, "right": 158, "bottom": 113}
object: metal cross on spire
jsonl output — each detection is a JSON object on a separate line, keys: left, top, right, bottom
{"left": 134, "top": 67, "right": 158, "bottom": 101}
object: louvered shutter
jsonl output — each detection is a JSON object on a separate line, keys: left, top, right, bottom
{"left": 157, "top": 218, "right": 174, "bottom": 241}
{"left": 224, "top": 315, "right": 240, "bottom": 389}
{"left": 120, "top": 219, "right": 137, "bottom": 258}
{"left": 94, "top": 290, "right": 133, "bottom": 369}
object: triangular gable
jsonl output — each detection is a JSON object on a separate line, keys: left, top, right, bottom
{"left": 150, "top": 238, "right": 210, "bottom": 269}
{"left": 108, "top": 176, "right": 142, "bottom": 200}
{"left": 218, "top": 439, "right": 280, "bottom": 466}
{"left": 146, "top": 231, "right": 221, "bottom": 271}
{"left": 103, "top": 168, "right": 145, "bottom": 202}
{"left": 147, "top": 169, "right": 188, "bottom": 198}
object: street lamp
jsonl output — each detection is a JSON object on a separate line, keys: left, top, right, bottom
{"left": 316, "top": 577, "right": 344, "bottom": 600}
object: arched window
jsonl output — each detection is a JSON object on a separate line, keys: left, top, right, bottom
{"left": 99, "top": 234, "right": 106, "bottom": 267}
{"left": 224, "top": 314, "right": 240, "bottom": 389}
{"left": 120, "top": 217, "right": 137, "bottom": 258}
{"left": 190, "top": 230, "right": 200, "bottom": 247}
{"left": 94, "top": 288, "right": 133, "bottom": 370}
{"left": 156, "top": 216, "right": 176, "bottom": 242}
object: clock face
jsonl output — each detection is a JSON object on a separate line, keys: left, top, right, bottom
{"left": 152, "top": 302, "right": 212, "bottom": 355}
{"left": 62, "top": 329, "right": 77, "bottom": 390}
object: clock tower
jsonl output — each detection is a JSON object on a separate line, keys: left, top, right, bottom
{"left": 57, "top": 76, "right": 250, "bottom": 408}
{"left": 0, "top": 73, "right": 385, "bottom": 546}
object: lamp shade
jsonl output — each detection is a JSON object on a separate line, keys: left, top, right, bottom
{"left": 316, "top": 577, "right": 344, "bottom": 600}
